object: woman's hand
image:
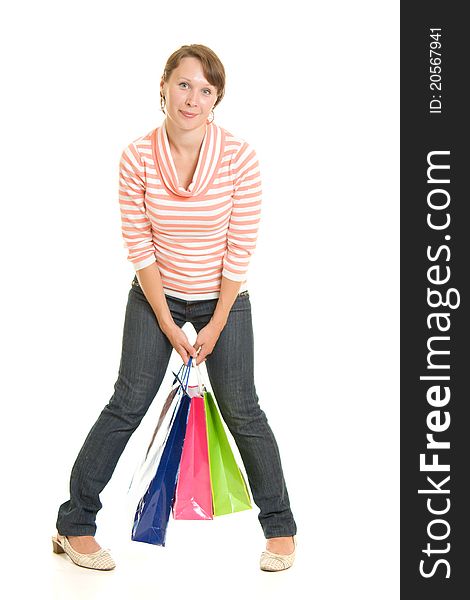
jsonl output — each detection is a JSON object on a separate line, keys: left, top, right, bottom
{"left": 193, "top": 321, "right": 223, "bottom": 365}
{"left": 162, "top": 323, "right": 197, "bottom": 366}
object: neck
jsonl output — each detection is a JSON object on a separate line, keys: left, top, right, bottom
{"left": 164, "top": 117, "right": 207, "bottom": 156}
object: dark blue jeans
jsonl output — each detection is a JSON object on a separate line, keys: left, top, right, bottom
{"left": 56, "top": 277, "right": 297, "bottom": 539}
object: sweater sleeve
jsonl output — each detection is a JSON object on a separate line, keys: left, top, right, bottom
{"left": 118, "top": 143, "right": 156, "bottom": 271}
{"left": 222, "top": 142, "right": 262, "bottom": 282}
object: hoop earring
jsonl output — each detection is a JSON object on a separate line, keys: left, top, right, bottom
{"left": 160, "top": 94, "right": 166, "bottom": 114}
{"left": 207, "top": 109, "right": 215, "bottom": 123}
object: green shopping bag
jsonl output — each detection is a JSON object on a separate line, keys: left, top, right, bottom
{"left": 204, "top": 391, "right": 252, "bottom": 516}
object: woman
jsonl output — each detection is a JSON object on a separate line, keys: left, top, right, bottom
{"left": 52, "top": 44, "right": 297, "bottom": 572}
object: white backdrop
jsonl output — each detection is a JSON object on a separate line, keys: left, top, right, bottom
{"left": 0, "top": 1, "right": 399, "bottom": 598}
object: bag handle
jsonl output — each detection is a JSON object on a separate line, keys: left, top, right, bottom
{"left": 172, "top": 356, "right": 205, "bottom": 396}
{"left": 171, "top": 363, "right": 185, "bottom": 388}
{"left": 193, "top": 359, "right": 206, "bottom": 396}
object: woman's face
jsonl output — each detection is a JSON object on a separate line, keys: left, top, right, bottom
{"left": 161, "top": 56, "right": 218, "bottom": 132}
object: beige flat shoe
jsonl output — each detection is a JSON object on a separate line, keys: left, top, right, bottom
{"left": 52, "top": 532, "right": 116, "bottom": 571}
{"left": 260, "top": 535, "right": 297, "bottom": 572}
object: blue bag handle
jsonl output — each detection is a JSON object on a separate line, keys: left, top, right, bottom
{"left": 171, "top": 356, "right": 193, "bottom": 396}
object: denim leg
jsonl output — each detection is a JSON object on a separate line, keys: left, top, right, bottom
{"left": 56, "top": 285, "right": 183, "bottom": 536}
{"left": 191, "top": 294, "right": 297, "bottom": 539}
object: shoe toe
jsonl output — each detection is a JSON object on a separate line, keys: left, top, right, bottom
{"left": 260, "top": 550, "right": 296, "bottom": 571}
{"left": 60, "top": 535, "right": 116, "bottom": 570}
{"left": 88, "top": 549, "right": 116, "bottom": 570}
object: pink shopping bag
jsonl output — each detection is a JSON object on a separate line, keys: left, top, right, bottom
{"left": 172, "top": 386, "right": 213, "bottom": 520}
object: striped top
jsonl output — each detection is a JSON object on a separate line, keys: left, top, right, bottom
{"left": 118, "top": 121, "right": 262, "bottom": 301}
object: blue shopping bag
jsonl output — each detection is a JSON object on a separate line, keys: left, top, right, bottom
{"left": 131, "top": 363, "right": 192, "bottom": 546}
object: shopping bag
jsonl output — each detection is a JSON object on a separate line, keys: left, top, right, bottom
{"left": 172, "top": 382, "right": 213, "bottom": 520}
{"left": 204, "top": 391, "right": 252, "bottom": 516}
{"left": 131, "top": 364, "right": 192, "bottom": 546}
{"left": 144, "top": 364, "right": 185, "bottom": 460}
{"left": 127, "top": 365, "right": 185, "bottom": 505}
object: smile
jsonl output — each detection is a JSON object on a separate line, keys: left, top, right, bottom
{"left": 180, "top": 110, "right": 198, "bottom": 119}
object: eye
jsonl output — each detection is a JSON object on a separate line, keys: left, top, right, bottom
{"left": 203, "top": 89, "right": 212, "bottom": 95}
{"left": 179, "top": 82, "right": 189, "bottom": 88}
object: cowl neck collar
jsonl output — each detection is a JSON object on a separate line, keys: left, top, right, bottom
{"left": 151, "top": 120, "right": 225, "bottom": 197}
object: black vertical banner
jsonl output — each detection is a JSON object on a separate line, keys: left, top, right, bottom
{"left": 401, "top": 2, "right": 469, "bottom": 597}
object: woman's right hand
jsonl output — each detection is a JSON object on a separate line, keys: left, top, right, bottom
{"left": 162, "top": 322, "right": 197, "bottom": 366}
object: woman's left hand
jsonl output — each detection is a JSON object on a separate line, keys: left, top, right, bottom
{"left": 193, "top": 320, "right": 223, "bottom": 365}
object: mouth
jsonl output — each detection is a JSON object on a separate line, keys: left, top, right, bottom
{"left": 180, "top": 110, "right": 199, "bottom": 119}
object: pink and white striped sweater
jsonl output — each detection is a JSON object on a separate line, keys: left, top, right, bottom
{"left": 118, "top": 120, "right": 262, "bottom": 301}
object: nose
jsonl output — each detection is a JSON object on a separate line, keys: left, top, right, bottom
{"left": 185, "top": 91, "right": 197, "bottom": 107}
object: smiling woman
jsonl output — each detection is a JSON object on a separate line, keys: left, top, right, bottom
{"left": 161, "top": 57, "right": 218, "bottom": 131}
{"left": 53, "top": 43, "right": 297, "bottom": 575}
{"left": 160, "top": 44, "right": 226, "bottom": 111}
{"left": 159, "top": 47, "right": 225, "bottom": 189}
